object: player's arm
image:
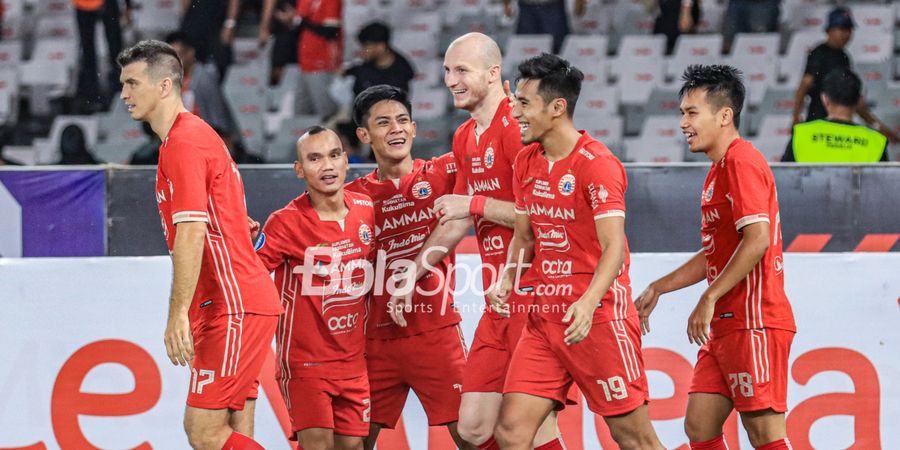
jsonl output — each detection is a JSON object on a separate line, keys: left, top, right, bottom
{"left": 486, "top": 209, "right": 534, "bottom": 317}
{"left": 166, "top": 221, "right": 207, "bottom": 366}
{"left": 561, "top": 216, "right": 626, "bottom": 345}
{"left": 432, "top": 194, "right": 517, "bottom": 228}
{"left": 856, "top": 99, "right": 900, "bottom": 143}
{"left": 388, "top": 217, "right": 470, "bottom": 327}
{"left": 634, "top": 250, "right": 707, "bottom": 334}
{"left": 688, "top": 221, "right": 769, "bottom": 345}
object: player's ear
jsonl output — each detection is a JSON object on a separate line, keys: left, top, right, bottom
{"left": 552, "top": 98, "right": 568, "bottom": 118}
{"left": 720, "top": 106, "right": 734, "bottom": 128}
{"left": 293, "top": 160, "right": 305, "bottom": 180}
{"left": 410, "top": 119, "right": 417, "bottom": 139}
{"left": 356, "top": 126, "right": 371, "bottom": 145}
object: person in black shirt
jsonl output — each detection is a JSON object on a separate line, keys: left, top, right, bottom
{"left": 653, "top": 0, "right": 701, "bottom": 55}
{"left": 791, "top": 6, "right": 899, "bottom": 142}
{"left": 343, "top": 22, "right": 416, "bottom": 98}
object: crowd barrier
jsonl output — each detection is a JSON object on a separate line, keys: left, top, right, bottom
{"left": 2, "top": 253, "right": 896, "bottom": 449}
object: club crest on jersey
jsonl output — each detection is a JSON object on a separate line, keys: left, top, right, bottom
{"left": 253, "top": 232, "right": 266, "bottom": 251}
{"left": 412, "top": 181, "right": 433, "bottom": 199}
{"left": 558, "top": 174, "right": 576, "bottom": 196}
{"left": 704, "top": 180, "right": 715, "bottom": 202}
{"left": 484, "top": 147, "right": 495, "bottom": 168}
{"left": 358, "top": 224, "right": 372, "bottom": 245}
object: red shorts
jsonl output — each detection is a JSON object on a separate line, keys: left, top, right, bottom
{"left": 690, "top": 328, "right": 794, "bottom": 412}
{"left": 504, "top": 314, "right": 648, "bottom": 416}
{"left": 366, "top": 324, "right": 468, "bottom": 428}
{"left": 281, "top": 375, "right": 370, "bottom": 437}
{"left": 463, "top": 312, "right": 528, "bottom": 393}
{"left": 187, "top": 313, "right": 277, "bottom": 410}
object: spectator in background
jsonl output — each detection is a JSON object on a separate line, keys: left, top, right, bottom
{"left": 344, "top": 22, "right": 415, "bottom": 99}
{"left": 721, "top": 0, "right": 779, "bottom": 53}
{"left": 73, "top": 0, "right": 131, "bottom": 113}
{"left": 129, "top": 122, "right": 161, "bottom": 165}
{"left": 295, "top": 0, "right": 342, "bottom": 119}
{"left": 58, "top": 125, "right": 98, "bottom": 164}
{"left": 783, "top": 69, "right": 889, "bottom": 162}
{"left": 258, "top": 0, "right": 301, "bottom": 86}
{"left": 654, "top": 0, "right": 701, "bottom": 54}
{"left": 336, "top": 121, "right": 367, "bottom": 163}
{"left": 503, "top": 0, "right": 586, "bottom": 54}
{"left": 791, "top": 6, "right": 899, "bottom": 143}
{"left": 165, "top": 31, "right": 239, "bottom": 144}
{"left": 180, "top": 0, "right": 238, "bottom": 82}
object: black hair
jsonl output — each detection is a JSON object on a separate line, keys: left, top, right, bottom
{"left": 358, "top": 22, "right": 391, "bottom": 45}
{"left": 679, "top": 64, "right": 745, "bottom": 129}
{"left": 515, "top": 53, "right": 584, "bottom": 118}
{"left": 352, "top": 84, "right": 412, "bottom": 127}
{"left": 306, "top": 125, "right": 329, "bottom": 136}
{"left": 116, "top": 40, "right": 184, "bottom": 91}
{"left": 821, "top": 68, "right": 861, "bottom": 107}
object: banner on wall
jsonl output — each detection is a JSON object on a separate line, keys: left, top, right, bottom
{"left": 0, "top": 170, "right": 105, "bottom": 257}
{"left": 0, "top": 254, "right": 897, "bottom": 449}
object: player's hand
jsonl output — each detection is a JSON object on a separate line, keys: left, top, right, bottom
{"left": 876, "top": 122, "right": 900, "bottom": 144}
{"left": 503, "top": 1, "right": 513, "bottom": 17}
{"left": 257, "top": 28, "right": 271, "bottom": 48}
{"left": 248, "top": 217, "right": 261, "bottom": 242}
{"left": 164, "top": 310, "right": 194, "bottom": 366}
{"left": 634, "top": 283, "right": 662, "bottom": 335}
{"left": 678, "top": 10, "right": 694, "bottom": 33}
{"left": 562, "top": 298, "right": 595, "bottom": 345}
{"left": 387, "top": 268, "right": 416, "bottom": 327}
{"left": 433, "top": 194, "right": 472, "bottom": 224}
{"left": 687, "top": 295, "right": 715, "bottom": 346}
{"left": 220, "top": 25, "right": 235, "bottom": 45}
{"left": 503, "top": 80, "right": 517, "bottom": 110}
{"left": 574, "top": 0, "right": 587, "bottom": 17}
{"left": 486, "top": 276, "right": 513, "bottom": 317}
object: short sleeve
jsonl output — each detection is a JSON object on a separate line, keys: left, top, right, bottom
{"left": 322, "top": 0, "right": 341, "bottom": 23}
{"left": 166, "top": 143, "right": 210, "bottom": 224}
{"left": 581, "top": 154, "right": 627, "bottom": 220}
{"left": 512, "top": 155, "right": 527, "bottom": 214}
{"left": 726, "top": 157, "right": 771, "bottom": 230}
{"left": 255, "top": 214, "right": 290, "bottom": 272}
{"left": 803, "top": 49, "right": 819, "bottom": 77}
{"left": 451, "top": 129, "right": 468, "bottom": 195}
{"left": 430, "top": 152, "right": 458, "bottom": 197}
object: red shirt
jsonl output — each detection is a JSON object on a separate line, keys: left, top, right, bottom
{"left": 345, "top": 155, "right": 462, "bottom": 339}
{"left": 256, "top": 190, "right": 376, "bottom": 379}
{"left": 155, "top": 112, "right": 282, "bottom": 326}
{"left": 452, "top": 100, "right": 528, "bottom": 316}
{"left": 297, "top": 0, "right": 342, "bottom": 72}
{"left": 513, "top": 132, "right": 635, "bottom": 324}
{"left": 701, "top": 138, "right": 796, "bottom": 336}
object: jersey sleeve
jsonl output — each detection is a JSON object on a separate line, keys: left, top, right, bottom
{"left": 451, "top": 128, "right": 468, "bottom": 195}
{"left": 322, "top": 0, "right": 341, "bottom": 24}
{"left": 255, "top": 213, "right": 291, "bottom": 272}
{"left": 430, "top": 152, "right": 458, "bottom": 196}
{"left": 500, "top": 114, "right": 524, "bottom": 164}
{"left": 726, "top": 156, "right": 771, "bottom": 230}
{"left": 166, "top": 140, "right": 211, "bottom": 224}
{"left": 803, "top": 49, "right": 820, "bottom": 77}
{"left": 512, "top": 153, "right": 527, "bottom": 215}
{"left": 581, "top": 154, "right": 627, "bottom": 220}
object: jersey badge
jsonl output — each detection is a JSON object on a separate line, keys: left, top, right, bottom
{"left": 704, "top": 180, "right": 715, "bottom": 202}
{"left": 412, "top": 181, "right": 433, "bottom": 200}
{"left": 484, "top": 146, "right": 495, "bottom": 168}
{"left": 558, "top": 174, "right": 576, "bottom": 196}
{"left": 254, "top": 232, "right": 266, "bottom": 252}
{"left": 358, "top": 224, "right": 373, "bottom": 245}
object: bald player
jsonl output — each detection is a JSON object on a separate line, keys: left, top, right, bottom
{"left": 435, "top": 33, "right": 565, "bottom": 450}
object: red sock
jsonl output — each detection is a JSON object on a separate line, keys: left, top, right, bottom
{"left": 222, "top": 431, "right": 264, "bottom": 450}
{"left": 756, "top": 438, "right": 792, "bottom": 450}
{"left": 690, "top": 434, "right": 728, "bottom": 450}
{"left": 535, "top": 437, "right": 566, "bottom": 450}
{"left": 478, "top": 436, "right": 500, "bottom": 450}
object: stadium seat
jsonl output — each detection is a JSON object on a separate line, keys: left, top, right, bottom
{"left": 233, "top": 38, "right": 271, "bottom": 66}
{"left": 440, "top": 13, "right": 497, "bottom": 51}
{"left": 729, "top": 55, "right": 778, "bottom": 105}
{"left": 343, "top": 4, "right": 388, "bottom": 60}
{"left": 396, "top": 11, "right": 441, "bottom": 36}
{"left": 561, "top": 34, "right": 609, "bottom": 62}
{"left": 35, "top": 14, "right": 77, "bottom": 39}
{"left": 574, "top": 83, "right": 619, "bottom": 117}
{"left": 413, "top": 58, "right": 442, "bottom": 89}
{"left": 0, "top": 68, "right": 19, "bottom": 125}
{"left": 411, "top": 116, "right": 452, "bottom": 159}
{"left": 224, "top": 65, "right": 267, "bottom": 103}
{"left": 265, "top": 115, "right": 319, "bottom": 163}
{"left": 645, "top": 86, "right": 682, "bottom": 116}
{"left": 624, "top": 137, "right": 685, "bottom": 162}
{"left": 857, "top": 60, "right": 892, "bottom": 104}
{"left": 503, "top": 34, "right": 553, "bottom": 77}
{"left": 0, "top": 41, "right": 22, "bottom": 69}
{"left": 787, "top": 5, "right": 832, "bottom": 32}
{"left": 780, "top": 30, "right": 822, "bottom": 87}
{"left": 757, "top": 114, "right": 793, "bottom": 141}
{"left": 410, "top": 88, "right": 449, "bottom": 120}
{"left": 667, "top": 34, "right": 724, "bottom": 80}
{"left": 574, "top": 113, "right": 624, "bottom": 155}
{"left": 439, "top": 0, "right": 487, "bottom": 25}
{"left": 750, "top": 136, "right": 791, "bottom": 162}
{"left": 1, "top": 0, "right": 25, "bottom": 39}
{"left": 386, "top": 0, "right": 438, "bottom": 13}
{"left": 393, "top": 30, "right": 439, "bottom": 61}
{"left": 35, "top": 0, "right": 72, "bottom": 16}
{"left": 748, "top": 86, "right": 796, "bottom": 135}
{"left": 641, "top": 115, "right": 683, "bottom": 140}
{"left": 851, "top": 4, "right": 894, "bottom": 33}
{"left": 570, "top": 1, "right": 611, "bottom": 35}
{"left": 617, "top": 59, "right": 665, "bottom": 105}
{"left": 133, "top": 0, "right": 180, "bottom": 36}
{"left": 849, "top": 32, "right": 893, "bottom": 64}
{"left": 696, "top": 0, "right": 726, "bottom": 33}
{"left": 731, "top": 33, "right": 781, "bottom": 59}
{"left": 616, "top": 34, "right": 666, "bottom": 60}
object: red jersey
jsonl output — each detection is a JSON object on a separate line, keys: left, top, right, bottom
{"left": 512, "top": 132, "right": 635, "bottom": 324}
{"left": 345, "top": 155, "right": 462, "bottom": 339}
{"left": 700, "top": 138, "right": 796, "bottom": 336}
{"left": 256, "top": 190, "right": 376, "bottom": 379}
{"left": 452, "top": 100, "right": 527, "bottom": 316}
{"left": 297, "top": 0, "right": 342, "bottom": 72}
{"left": 155, "top": 112, "right": 282, "bottom": 325}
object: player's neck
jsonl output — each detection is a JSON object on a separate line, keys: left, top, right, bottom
{"left": 149, "top": 100, "right": 188, "bottom": 140}
{"left": 826, "top": 107, "right": 853, "bottom": 122}
{"left": 309, "top": 189, "right": 349, "bottom": 221}
{"left": 540, "top": 123, "right": 582, "bottom": 162}
{"left": 707, "top": 128, "right": 741, "bottom": 163}
{"left": 471, "top": 88, "right": 506, "bottom": 132}
{"left": 375, "top": 155, "right": 414, "bottom": 181}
